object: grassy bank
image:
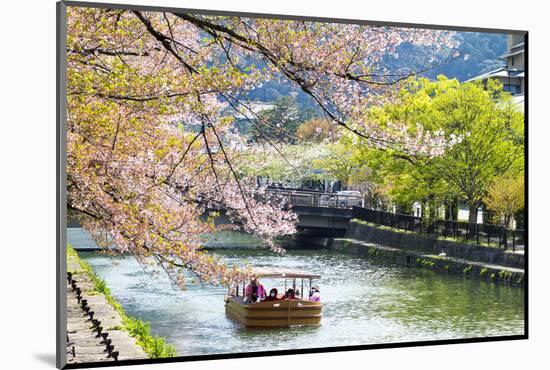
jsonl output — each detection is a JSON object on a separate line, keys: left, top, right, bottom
{"left": 352, "top": 218, "right": 503, "bottom": 248}
{"left": 67, "top": 245, "right": 177, "bottom": 358}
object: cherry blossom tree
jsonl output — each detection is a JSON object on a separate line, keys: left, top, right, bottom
{"left": 66, "top": 7, "right": 459, "bottom": 286}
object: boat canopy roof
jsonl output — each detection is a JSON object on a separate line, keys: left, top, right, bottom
{"left": 251, "top": 267, "right": 321, "bottom": 279}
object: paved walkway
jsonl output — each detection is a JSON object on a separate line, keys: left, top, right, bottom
{"left": 66, "top": 256, "right": 147, "bottom": 364}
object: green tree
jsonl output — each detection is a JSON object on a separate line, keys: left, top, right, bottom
{"left": 484, "top": 173, "right": 525, "bottom": 227}
{"left": 352, "top": 77, "right": 524, "bottom": 223}
{"left": 249, "top": 96, "right": 301, "bottom": 143}
{"left": 296, "top": 118, "right": 339, "bottom": 143}
{"left": 237, "top": 144, "right": 330, "bottom": 186}
{"left": 312, "top": 141, "right": 356, "bottom": 188}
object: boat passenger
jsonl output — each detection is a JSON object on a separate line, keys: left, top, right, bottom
{"left": 244, "top": 278, "right": 266, "bottom": 303}
{"left": 265, "top": 288, "right": 280, "bottom": 301}
{"left": 282, "top": 288, "right": 297, "bottom": 300}
{"left": 309, "top": 285, "right": 321, "bottom": 302}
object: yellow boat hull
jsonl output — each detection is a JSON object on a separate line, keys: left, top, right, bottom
{"left": 225, "top": 297, "right": 322, "bottom": 327}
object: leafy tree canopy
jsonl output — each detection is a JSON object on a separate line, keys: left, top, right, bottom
{"left": 340, "top": 77, "right": 524, "bottom": 221}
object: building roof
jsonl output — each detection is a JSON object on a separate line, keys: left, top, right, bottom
{"left": 499, "top": 48, "right": 525, "bottom": 60}
{"left": 233, "top": 102, "right": 274, "bottom": 120}
{"left": 464, "top": 66, "right": 524, "bottom": 83}
{"left": 464, "top": 66, "right": 507, "bottom": 83}
{"left": 251, "top": 267, "right": 321, "bottom": 279}
{"left": 510, "top": 41, "right": 525, "bottom": 50}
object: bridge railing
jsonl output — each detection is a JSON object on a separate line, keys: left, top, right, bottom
{"left": 265, "top": 189, "right": 364, "bottom": 209}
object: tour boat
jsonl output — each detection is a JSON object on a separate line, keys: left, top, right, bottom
{"left": 225, "top": 267, "right": 322, "bottom": 327}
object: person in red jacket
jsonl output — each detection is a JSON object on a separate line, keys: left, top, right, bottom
{"left": 265, "top": 288, "right": 280, "bottom": 301}
{"left": 282, "top": 288, "right": 297, "bottom": 300}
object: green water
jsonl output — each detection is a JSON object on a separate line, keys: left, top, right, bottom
{"left": 79, "top": 246, "right": 524, "bottom": 357}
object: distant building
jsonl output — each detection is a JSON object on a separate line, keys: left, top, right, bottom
{"left": 466, "top": 34, "right": 525, "bottom": 110}
{"left": 232, "top": 102, "right": 274, "bottom": 134}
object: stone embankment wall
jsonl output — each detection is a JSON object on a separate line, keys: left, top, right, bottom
{"left": 65, "top": 246, "right": 177, "bottom": 365}
{"left": 326, "top": 220, "right": 525, "bottom": 286}
{"left": 347, "top": 220, "right": 524, "bottom": 268}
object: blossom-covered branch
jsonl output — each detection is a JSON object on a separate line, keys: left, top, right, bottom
{"left": 66, "top": 7, "right": 460, "bottom": 286}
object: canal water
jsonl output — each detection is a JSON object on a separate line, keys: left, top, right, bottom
{"left": 79, "top": 241, "right": 524, "bottom": 356}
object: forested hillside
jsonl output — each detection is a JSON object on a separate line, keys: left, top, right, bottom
{"left": 245, "top": 32, "right": 508, "bottom": 114}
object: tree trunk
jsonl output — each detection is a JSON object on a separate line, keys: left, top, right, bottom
{"left": 449, "top": 199, "right": 456, "bottom": 221}
{"left": 468, "top": 203, "right": 478, "bottom": 239}
{"left": 444, "top": 202, "right": 451, "bottom": 220}
{"left": 468, "top": 204, "right": 478, "bottom": 224}
{"left": 426, "top": 197, "right": 437, "bottom": 234}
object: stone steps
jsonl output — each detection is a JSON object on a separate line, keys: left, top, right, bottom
{"left": 66, "top": 256, "right": 147, "bottom": 364}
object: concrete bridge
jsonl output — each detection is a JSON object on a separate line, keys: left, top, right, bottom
{"left": 290, "top": 205, "right": 352, "bottom": 236}
{"left": 264, "top": 189, "right": 364, "bottom": 245}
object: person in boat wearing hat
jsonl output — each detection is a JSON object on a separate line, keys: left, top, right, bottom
{"left": 244, "top": 278, "right": 266, "bottom": 303}
{"left": 309, "top": 285, "right": 321, "bottom": 302}
{"left": 264, "top": 288, "right": 280, "bottom": 302}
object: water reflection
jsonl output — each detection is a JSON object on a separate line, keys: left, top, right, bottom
{"left": 80, "top": 247, "right": 524, "bottom": 356}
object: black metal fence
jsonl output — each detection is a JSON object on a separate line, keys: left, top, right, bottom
{"left": 352, "top": 206, "right": 525, "bottom": 252}
{"left": 352, "top": 206, "right": 422, "bottom": 233}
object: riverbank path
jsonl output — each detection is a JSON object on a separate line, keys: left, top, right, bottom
{"left": 66, "top": 255, "right": 147, "bottom": 364}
